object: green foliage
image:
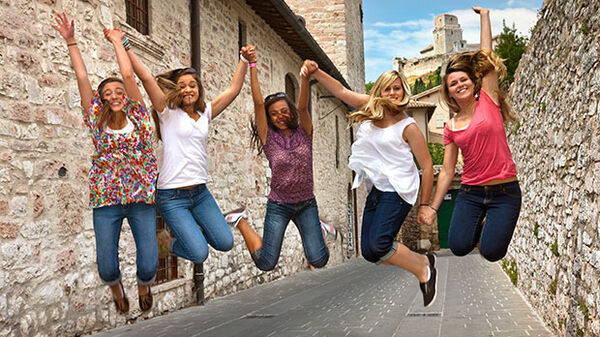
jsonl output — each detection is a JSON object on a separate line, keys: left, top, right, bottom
{"left": 581, "top": 22, "right": 590, "bottom": 35}
{"left": 548, "top": 279, "right": 557, "bottom": 295}
{"left": 512, "top": 119, "right": 521, "bottom": 133}
{"left": 551, "top": 239, "right": 559, "bottom": 257}
{"left": 526, "top": 139, "right": 532, "bottom": 151}
{"left": 365, "top": 81, "right": 374, "bottom": 93}
{"left": 427, "top": 142, "right": 444, "bottom": 165}
{"left": 577, "top": 298, "right": 590, "bottom": 321}
{"left": 577, "top": 328, "right": 584, "bottom": 337}
{"left": 501, "top": 259, "right": 518, "bottom": 287}
{"left": 494, "top": 21, "right": 529, "bottom": 84}
{"left": 542, "top": 101, "right": 546, "bottom": 112}
{"left": 533, "top": 221, "right": 539, "bottom": 238}
{"left": 411, "top": 67, "right": 442, "bottom": 95}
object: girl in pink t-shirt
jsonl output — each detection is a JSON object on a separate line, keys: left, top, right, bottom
{"left": 422, "top": 7, "right": 521, "bottom": 262}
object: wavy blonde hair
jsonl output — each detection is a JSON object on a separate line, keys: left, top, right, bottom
{"left": 442, "top": 50, "right": 516, "bottom": 123}
{"left": 347, "top": 70, "right": 411, "bottom": 122}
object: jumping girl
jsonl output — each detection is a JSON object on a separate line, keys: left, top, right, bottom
{"left": 112, "top": 28, "right": 251, "bottom": 264}
{"left": 224, "top": 47, "right": 330, "bottom": 272}
{"left": 53, "top": 15, "right": 157, "bottom": 314}
{"left": 302, "top": 60, "right": 437, "bottom": 307}
{"left": 421, "top": 7, "right": 521, "bottom": 262}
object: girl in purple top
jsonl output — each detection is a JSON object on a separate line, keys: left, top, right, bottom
{"left": 225, "top": 48, "right": 329, "bottom": 271}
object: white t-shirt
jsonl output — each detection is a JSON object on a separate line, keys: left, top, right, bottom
{"left": 104, "top": 117, "right": 134, "bottom": 134}
{"left": 348, "top": 117, "right": 420, "bottom": 205}
{"left": 156, "top": 103, "right": 212, "bottom": 189}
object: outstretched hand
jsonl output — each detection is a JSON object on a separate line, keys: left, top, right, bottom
{"left": 241, "top": 45, "right": 257, "bottom": 63}
{"left": 300, "top": 59, "right": 318, "bottom": 78}
{"left": 472, "top": 6, "right": 490, "bottom": 15}
{"left": 51, "top": 12, "right": 75, "bottom": 42}
{"left": 103, "top": 27, "right": 126, "bottom": 43}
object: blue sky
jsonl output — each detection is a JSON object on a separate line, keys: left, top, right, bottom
{"left": 362, "top": 0, "right": 543, "bottom": 82}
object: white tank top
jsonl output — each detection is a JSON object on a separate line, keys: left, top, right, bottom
{"left": 348, "top": 117, "right": 420, "bottom": 205}
{"left": 156, "top": 103, "right": 212, "bottom": 189}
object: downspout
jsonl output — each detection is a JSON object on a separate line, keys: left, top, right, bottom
{"left": 190, "top": 0, "right": 204, "bottom": 305}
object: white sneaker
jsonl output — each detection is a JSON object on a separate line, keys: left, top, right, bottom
{"left": 224, "top": 207, "right": 247, "bottom": 227}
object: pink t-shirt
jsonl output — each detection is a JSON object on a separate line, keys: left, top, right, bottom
{"left": 444, "top": 90, "right": 517, "bottom": 185}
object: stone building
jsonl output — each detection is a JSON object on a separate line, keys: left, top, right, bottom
{"left": 503, "top": 0, "right": 600, "bottom": 336}
{"left": 0, "top": 0, "right": 364, "bottom": 335}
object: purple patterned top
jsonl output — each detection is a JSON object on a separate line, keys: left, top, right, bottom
{"left": 263, "top": 126, "right": 315, "bottom": 204}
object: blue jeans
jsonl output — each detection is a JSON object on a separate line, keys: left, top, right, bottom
{"left": 93, "top": 202, "right": 158, "bottom": 286}
{"left": 252, "top": 198, "right": 329, "bottom": 271}
{"left": 361, "top": 188, "right": 413, "bottom": 264}
{"left": 449, "top": 181, "right": 522, "bottom": 262}
{"left": 156, "top": 184, "right": 233, "bottom": 263}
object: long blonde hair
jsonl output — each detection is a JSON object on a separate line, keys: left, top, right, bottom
{"left": 442, "top": 50, "right": 516, "bottom": 123}
{"left": 347, "top": 70, "right": 411, "bottom": 122}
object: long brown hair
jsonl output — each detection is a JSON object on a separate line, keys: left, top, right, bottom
{"left": 442, "top": 50, "right": 516, "bottom": 123}
{"left": 96, "top": 77, "right": 124, "bottom": 129}
{"left": 250, "top": 94, "right": 299, "bottom": 155}
{"left": 152, "top": 68, "right": 206, "bottom": 140}
{"left": 347, "top": 70, "right": 411, "bottom": 122}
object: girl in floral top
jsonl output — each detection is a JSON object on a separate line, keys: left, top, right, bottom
{"left": 53, "top": 13, "right": 157, "bottom": 314}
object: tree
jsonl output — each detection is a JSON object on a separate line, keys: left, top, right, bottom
{"left": 494, "top": 21, "right": 529, "bottom": 85}
{"left": 365, "top": 81, "right": 374, "bottom": 93}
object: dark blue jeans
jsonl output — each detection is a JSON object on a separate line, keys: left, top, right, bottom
{"left": 449, "top": 181, "right": 522, "bottom": 262}
{"left": 156, "top": 184, "right": 234, "bottom": 263}
{"left": 252, "top": 198, "right": 329, "bottom": 271}
{"left": 93, "top": 202, "right": 158, "bottom": 286}
{"left": 361, "top": 188, "right": 413, "bottom": 264}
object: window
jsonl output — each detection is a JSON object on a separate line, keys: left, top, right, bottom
{"left": 285, "top": 73, "right": 298, "bottom": 103}
{"left": 126, "top": 0, "right": 149, "bottom": 35}
{"left": 155, "top": 213, "right": 178, "bottom": 283}
{"left": 238, "top": 20, "right": 247, "bottom": 51}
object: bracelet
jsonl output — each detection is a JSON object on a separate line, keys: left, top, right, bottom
{"left": 240, "top": 54, "right": 248, "bottom": 63}
{"left": 249, "top": 62, "right": 257, "bottom": 68}
{"left": 67, "top": 42, "right": 77, "bottom": 47}
{"left": 429, "top": 205, "right": 438, "bottom": 212}
{"left": 122, "top": 37, "right": 131, "bottom": 51}
{"left": 419, "top": 203, "right": 430, "bottom": 207}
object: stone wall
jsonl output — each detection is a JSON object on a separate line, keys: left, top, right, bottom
{"left": 0, "top": 0, "right": 357, "bottom": 335}
{"left": 506, "top": 1, "right": 600, "bottom": 336}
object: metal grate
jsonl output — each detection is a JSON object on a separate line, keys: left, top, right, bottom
{"left": 126, "top": 0, "right": 149, "bottom": 35}
{"left": 155, "top": 214, "right": 178, "bottom": 284}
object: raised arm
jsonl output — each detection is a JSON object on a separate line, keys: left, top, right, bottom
{"left": 105, "top": 28, "right": 166, "bottom": 112}
{"left": 247, "top": 47, "right": 268, "bottom": 145}
{"left": 210, "top": 47, "right": 250, "bottom": 119}
{"left": 304, "top": 60, "right": 369, "bottom": 109}
{"left": 297, "top": 60, "right": 312, "bottom": 135}
{"left": 473, "top": 6, "right": 499, "bottom": 102}
{"left": 52, "top": 13, "right": 93, "bottom": 110}
{"left": 103, "top": 28, "right": 144, "bottom": 106}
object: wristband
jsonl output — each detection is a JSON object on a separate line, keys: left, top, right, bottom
{"left": 429, "top": 205, "right": 438, "bottom": 212}
{"left": 419, "top": 203, "right": 430, "bottom": 207}
{"left": 240, "top": 54, "right": 249, "bottom": 63}
{"left": 122, "top": 37, "right": 131, "bottom": 51}
{"left": 67, "top": 43, "right": 77, "bottom": 47}
{"left": 249, "top": 62, "right": 257, "bottom": 68}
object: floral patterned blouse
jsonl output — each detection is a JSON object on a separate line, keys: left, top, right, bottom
{"left": 83, "top": 91, "right": 158, "bottom": 208}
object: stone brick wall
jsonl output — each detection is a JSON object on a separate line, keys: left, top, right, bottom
{"left": 0, "top": 0, "right": 357, "bottom": 335}
{"left": 285, "top": 0, "right": 366, "bottom": 93}
{"left": 505, "top": 1, "right": 600, "bottom": 336}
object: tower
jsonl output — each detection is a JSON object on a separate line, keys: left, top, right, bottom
{"left": 433, "top": 14, "right": 464, "bottom": 55}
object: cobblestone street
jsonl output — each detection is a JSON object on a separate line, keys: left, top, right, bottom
{"left": 93, "top": 251, "right": 554, "bottom": 337}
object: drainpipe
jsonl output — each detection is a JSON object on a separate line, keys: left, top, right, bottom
{"left": 190, "top": 0, "right": 204, "bottom": 305}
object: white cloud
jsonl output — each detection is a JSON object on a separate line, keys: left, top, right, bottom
{"left": 363, "top": 6, "right": 539, "bottom": 81}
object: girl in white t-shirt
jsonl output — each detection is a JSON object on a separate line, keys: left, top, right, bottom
{"left": 113, "top": 27, "right": 254, "bottom": 264}
{"left": 303, "top": 61, "right": 438, "bottom": 307}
